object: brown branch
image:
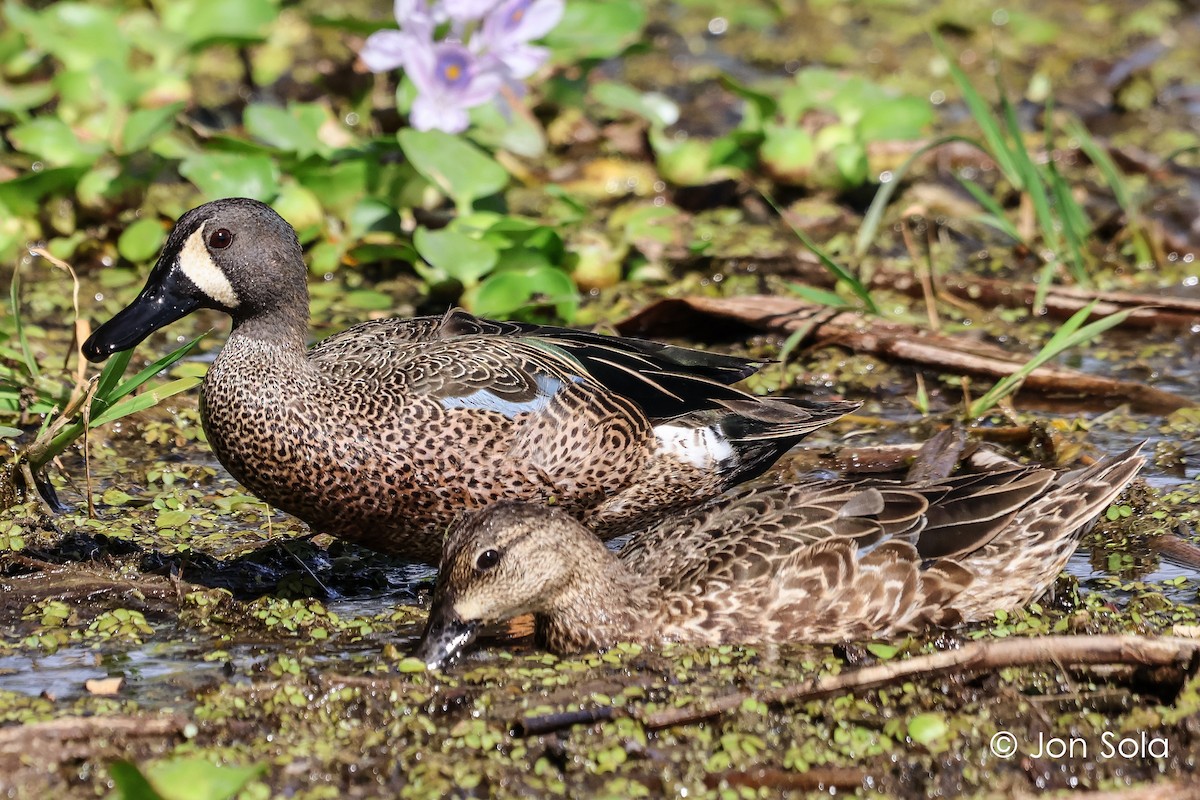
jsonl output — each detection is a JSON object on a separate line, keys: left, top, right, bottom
{"left": 617, "top": 296, "right": 1193, "bottom": 414}
{"left": 637, "top": 635, "right": 1200, "bottom": 731}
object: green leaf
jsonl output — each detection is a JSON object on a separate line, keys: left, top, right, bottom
{"left": 244, "top": 103, "right": 325, "bottom": 157}
{"left": 90, "top": 376, "right": 201, "bottom": 428}
{"left": 469, "top": 266, "right": 577, "bottom": 320}
{"left": 112, "top": 757, "right": 265, "bottom": 800}
{"left": 105, "top": 335, "right": 205, "bottom": 408}
{"left": 414, "top": 227, "right": 498, "bottom": 286}
{"left": 0, "top": 80, "right": 55, "bottom": 113}
{"left": 865, "top": 642, "right": 899, "bottom": 660}
{"left": 0, "top": 426, "right": 24, "bottom": 439}
{"left": 179, "top": 152, "right": 280, "bottom": 202}
{"left": 7, "top": 118, "right": 104, "bottom": 167}
{"left": 397, "top": 129, "right": 508, "bottom": 212}
{"left": 968, "top": 302, "right": 1133, "bottom": 418}
{"left": 117, "top": 218, "right": 166, "bottom": 263}
{"left": 907, "top": 713, "right": 949, "bottom": 746}
{"left": 858, "top": 96, "right": 933, "bottom": 142}
{"left": 591, "top": 81, "right": 679, "bottom": 128}
{"left": 546, "top": 0, "right": 645, "bottom": 60}
{"left": 110, "top": 760, "right": 164, "bottom": 800}
{"left": 172, "top": 0, "right": 279, "bottom": 49}
{"left": 120, "top": 103, "right": 185, "bottom": 154}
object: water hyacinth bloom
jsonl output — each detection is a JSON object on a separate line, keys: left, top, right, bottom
{"left": 441, "top": 0, "right": 501, "bottom": 21}
{"left": 359, "top": 0, "right": 563, "bottom": 133}
{"left": 407, "top": 41, "right": 503, "bottom": 133}
{"left": 360, "top": 0, "right": 436, "bottom": 72}
{"left": 478, "top": 0, "right": 564, "bottom": 80}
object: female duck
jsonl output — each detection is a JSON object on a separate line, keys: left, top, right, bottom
{"left": 416, "top": 447, "right": 1143, "bottom": 667}
{"left": 82, "top": 198, "right": 854, "bottom": 561}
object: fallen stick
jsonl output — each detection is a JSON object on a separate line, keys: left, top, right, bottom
{"left": 511, "top": 634, "right": 1200, "bottom": 736}
{"left": 638, "top": 635, "right": 1200, "bottom": 730}
{"left": 617, "top": 296, "right": 1193, "bottom": 414}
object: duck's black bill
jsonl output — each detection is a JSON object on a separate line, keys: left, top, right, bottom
{"left": 414, "top": 606, "right": 479, "bottom": 671}
{"left": 83, "top": 262, "right": 199, "bottom": 362}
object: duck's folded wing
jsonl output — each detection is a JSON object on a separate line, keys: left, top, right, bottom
{"left": 309, "top": 310, "right": 833, "bottom": 423}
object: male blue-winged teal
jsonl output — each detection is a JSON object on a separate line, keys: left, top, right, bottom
{"left": 82, "top": 198, "right": 856, "bottom": 561}
{"left": 415, "top": 446, "right": 1144, "bottom": 666}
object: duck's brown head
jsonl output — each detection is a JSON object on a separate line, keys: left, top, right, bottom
{"left": 415, "top": 502, "right": 586, "bottom": 670}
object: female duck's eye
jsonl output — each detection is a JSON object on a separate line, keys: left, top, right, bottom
{"left": 208, "top": 228, "right": 233, "bottom": 249}
{"left": 475, "top": 549, "right": 501, "bottom": 571}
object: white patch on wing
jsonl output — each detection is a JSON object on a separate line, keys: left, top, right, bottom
{"left": 653, "top": 424, "right": 735, "bottom": 470}
{"left": 179, "top": 223, "right": 239, "bottom": 308}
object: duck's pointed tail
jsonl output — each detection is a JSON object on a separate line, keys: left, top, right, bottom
{"left": 949, "top": 443, "right": 1146, "bottom": 620}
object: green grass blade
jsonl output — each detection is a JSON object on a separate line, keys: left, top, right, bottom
{"left": 108, "top": 335, "right": 206, "bottom": 406}
{"left": 9, "top": 264, "right": 38, "bottom": 379}
{"left": 932, "top": 33, "right": 1020, "bottom": 185}
{"left": 855, "top": 134, "right": 986, "bottom": 258}
{"left": 968, "top": 302, "right": 1131, "bottom": 417}
{"left": 1046, "top": 160, "right": 1091, "bottom": 284}
{"left": 763, "top": 192, "right": 878, "bottom": 314}
{"left": 89, "top": 376, "right": 202, "bottom": 428}
{"left": 1066, "top": 116, "right": 1132, "bottom": 210}
{"left": 956, "top": 176, "right": 1023, "bottom": 241}
{"left": 93, "top": 349, "right": 134, "bottom": 403}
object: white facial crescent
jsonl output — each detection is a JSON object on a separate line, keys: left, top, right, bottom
{"left": 178, "top": 223, "right": 240, "bottom": 308}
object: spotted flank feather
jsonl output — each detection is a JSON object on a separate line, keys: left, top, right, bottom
{"left": 415, "top": 446, "right": 1144, "bottom": 666}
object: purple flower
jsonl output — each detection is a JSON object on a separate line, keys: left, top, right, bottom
{"left": 360, "top": 0, "right": 436, "bottom": 72}
{"left": 441, "top": 0, "right": 501, "bottom": 21}
{"left": 407, "top": 41, "right": 503, "bottom": 132}
{"left": 477, "top": 0, "right": 563, "bottom": 79}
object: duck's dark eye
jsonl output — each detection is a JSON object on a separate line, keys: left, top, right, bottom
{"left": 475, "top": 549, "right": 501, "bottom": 571}
{"left": 208, "top": 228, "right": 233, "bottom": 249}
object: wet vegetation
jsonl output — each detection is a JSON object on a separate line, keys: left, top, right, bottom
{"left": 2, "top": 0, "right": 1200, "bottom": 797}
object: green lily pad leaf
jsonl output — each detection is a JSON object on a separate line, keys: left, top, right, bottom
{"left": 272, "top": 183, "right": 324, "bottom": 242}
{"left": 859, "top": 97, "right": 933, "bottom": 142}
{"left": 294, "top": 159, "right": 369, "bottom": 217}
{"left": 179, "top": 152, "right": 280, "bottom": 202}
{"left": 112, "top": 757, "right": 265, "bottom": 800}
{"left": 172, "top": 0, "right": 279, "bottom": 49}
{"left": 121, "top": 103, "right": 185, "bottom": 154}
{"left": 7, "top": 3, "right": 128, "bottom": 71}
{"left": 907, "top": 712, "right": 949, "bottom": 746}
{"left": 414, "top": 226, "right": 498, "bottom": 286}
{"left": 760, "top": 124, "right": 816, "bottom": 184}
{"left": 865, "top": 642, "right": 898, "bottom": 660}
{"left": 0, "top": 80, "right": 55, "bottom": 113}
{"left": 244, "top": 102, "right": 325, "bottom": 157}
{"left": 469, "top": 265, "right": 577, "bottom": 320}
{"left": 0, "top": 166, "right": 89, "bottom": 216}
{"left": 591, "top": 81, "right": 679, "bottom": 127}
{"left": 398, "top": 129, "right": 508, "bottom": 211}
{"left": 466, "top": 100, "right": 547, "bottom": 158}
{"left": 343, "top": 289, "right": 395, "bottom": 311}
{"left": 117, "top": 218, "right": 166, "bottom": 263}
{"left": 546, "top": 0, "right": 645, "bottom": 60}
{"left": 7, "top": 118, "right": 104, "bottom": 167}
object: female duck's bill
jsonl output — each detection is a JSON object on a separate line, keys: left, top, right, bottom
{"left": 414, "top": 445, "right": 1145, "bottom": 669}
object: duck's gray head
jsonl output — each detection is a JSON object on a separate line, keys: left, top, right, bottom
{"left": 83, "top": 197, "right": 306, "bottom": 362}
{"left": 415, "top": 502, "right": 583, "bottom": 670}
